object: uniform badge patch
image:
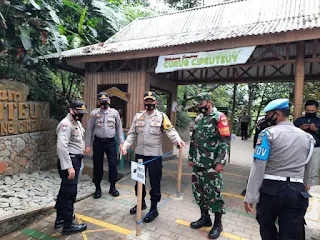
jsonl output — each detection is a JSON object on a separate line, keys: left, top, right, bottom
{"left": 217, "top": 115, "right": 230, "bottom": 137}
{"left": 136, "top": 121, "right": 145, "bottom": 126}
{"left": 61, "top": 124, "right": 69, "bottom": 131}
{"left": 139, "top": 116, "right": 145, "bottom": 121}
{"left": 256, "top": 138, "right": 262, "bottom": 145}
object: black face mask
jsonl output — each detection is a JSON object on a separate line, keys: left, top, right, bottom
{"left": 100, "top": 101, "right": 110, "bottom": 108}
{"left": 305, "top": 112, "right": 317, "bottom": 118}
{"left": 198, "top": 102, "right": 209, "bottom": 114}
{"left": 72, "top": 113, "right": 84, "bottom": 121}
{"left": 265, "top": 112, "right": 277, "bottom": 126}
{"left": 145, "top": 104, "right": 155, "bottom": 111}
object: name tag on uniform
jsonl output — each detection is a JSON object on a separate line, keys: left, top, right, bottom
{"left": 151, "top": 121, "right": 161, "bottom": 127}
{"left": 253, "top": 132, "right": 270, "bottom": 161}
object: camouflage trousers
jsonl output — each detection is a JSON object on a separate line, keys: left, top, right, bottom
{"left": 192, "top": 166, "right": 224, "bottom": 213}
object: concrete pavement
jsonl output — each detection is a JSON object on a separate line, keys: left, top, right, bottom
{"left": 2, "top": 137, "right": 320, "bottom": 240}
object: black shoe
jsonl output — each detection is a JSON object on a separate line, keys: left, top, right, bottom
{"left": 109, "top": 188, "right": 119, "bottom": 197}
{"left": 94, "top": 188, "right": 101, "bottom": 199}
{"left": 62, "top": 223, "right": 87, "bottom": 235}
{"left": 241, "top": 190, "right": 246, "bottom": 196}
{"left": 143, "top": 209, "right": 159, "bottom": 223}
{"left": 54, "top": 214, "right": 75, "bottom": 229}
{"left": 190, "top": 210, "right": 212, "bottom": 229}
{"left": 130, "top": 202, "right": 147, "bottom": 215}
{"left": 208, "top": 213, "right": 223, "bottom": 239}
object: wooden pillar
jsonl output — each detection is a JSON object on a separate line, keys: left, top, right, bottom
{"left": 294, "top": 41, "right": 305, "bottom": 120}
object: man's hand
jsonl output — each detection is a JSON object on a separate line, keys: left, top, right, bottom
{"left": 120, "top": 145, "right": 127, "bottom": 156}
{"left": 300, "top": 124, "right": 310, "bottom": 130}
{"left": 215, "top": 163, "right": 224, "bottom": 173}
{"left": 84, "top": 146, "right": 91, "bottom": 155}
{"left": 68, "top": 167, "right": 75, "bottom": 180}
{"left": 309, "top": 123, "right": 318, "bottom": 132}
{"left": 244, "top": 202, "right": 254, "bottom": 214}
{"left": 177, "top": 140, "right": 186, "bottom": 148}
{"left": 305, "top": 185, "right": 311, "bottom": 191}
{"left": 188, "top": 161, "right": 194, "bottom": 168}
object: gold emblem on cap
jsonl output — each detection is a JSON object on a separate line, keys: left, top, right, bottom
{"left": 148, "top": 91, "right": 152, "bottom": 96}
{"left": 101, "top": 94, "right": 107, "bottom": 98}
{"left": 76, "top": 105, "right": 86, "bottom": 110}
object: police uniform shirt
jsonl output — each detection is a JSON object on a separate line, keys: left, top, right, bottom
{"left": 245, "top": 121, "right": 315, "bottom": 204}
{"left": 56, "top": 113, "right": 85, "bottom": 170}
{"left": 85, "top": 107, "right": 124, "bottom": 147}
{"left": 123, "top": 109, "right": 182, "bottom": 156}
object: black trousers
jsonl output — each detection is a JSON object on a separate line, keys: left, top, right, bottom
{"left": 92, "top": 136, "right": 118, "bottom": 184}
{"left": 134, "top": 154, "right": 163, "bottom": 204}
{"left": 256, "top": 179, "right": 310, "bottom": 240}
{"left": 241, "top": 122, "right": 249, "bottom": 139}
{"left": 55, "top": 154, "right": 83, "bottom": 227}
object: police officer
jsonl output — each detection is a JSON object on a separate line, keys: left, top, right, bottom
{"left": 84, "top": 92, "right": 124, "bottom": 198}
{"left": 120, "top": 91, "right": 185, "bottom": 223}
{"left": 55, "top": 100, "right": 88, "bottom": 235}
{"left": 244, "top": 99, "right": 315, "bottom": 240}
{"left": 188, "top": 93, "right": 230, "bottom": 239}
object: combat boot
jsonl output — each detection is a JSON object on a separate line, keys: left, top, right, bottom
{"left": 208, "top": 212, "right": 223, "bottom": 239}
{"left": 54, "top": 213, "right": 75, "bottom": 229}
{"left": 109, "top": 182, "right": 119, "bottom": 197}
{"left": 190, "top": 209, "right": 212, "bottom": 229}
{"left": 62, "top": 223, "right": 87, "bottom": 235}
{"left": 94, "top": 183, "right": 101, "bottom": 199}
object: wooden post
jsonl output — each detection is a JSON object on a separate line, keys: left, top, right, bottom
{"left": 136, "top": 158, "right": 143, "bottom": 236}
{"left": 294, "top": 41, "right": 305, "bottom": 120}
{"left": 177, "top": 147, "right": 183, "bottom": 197}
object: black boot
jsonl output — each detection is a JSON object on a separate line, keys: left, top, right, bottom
{"left": 94, "top": 183, "right": 101, "bottom": 199}
{"left": 62, "top": 223, "right": 87, "bottom": 235}
{"left": 143, "top": 202, "right": 159, "bottom": 223}
{"left": 130, "top": 200, "right": 147, "bottom": 215}
{"left": 54, "top": 214, "right": 75, "bottom": 229}
{"left": 109, "top": 183, "right": 119, "bottom": 197}
{"left": 208, "top": 212, "right": 223, "bottom": 239}
{"left": 190, "top": 209, "right": 212, "bottom": 229}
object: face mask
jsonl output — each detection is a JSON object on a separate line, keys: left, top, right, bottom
{"left": 72, "top": 112, "right": 84, "bottom": 121}
{"left": 265, "top": 112, "right": 277, "bottom": 126}
{"left": 198, "top": 102, "right": 209, "bottom": 114}
{"left": 100, "top": 101, "right": 109, "bottom": 108}
{"left": 305, "top": 112, "right": 317, "bottom": 118}
{"left": 144, "top": 104, "right": 155, "bottom": 111}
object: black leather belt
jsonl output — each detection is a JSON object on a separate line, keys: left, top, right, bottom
{"left": 94, "top": 136, "right": 115, "bottom": 143}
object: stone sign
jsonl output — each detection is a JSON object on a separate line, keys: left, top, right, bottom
{"left": 0, "top": 80, "right": 50, "bottom": 136}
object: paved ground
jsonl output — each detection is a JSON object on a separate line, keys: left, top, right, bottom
{"left": 2, "top": 137, "right": 320, "bottom": 240}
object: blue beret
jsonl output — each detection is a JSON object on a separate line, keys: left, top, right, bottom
{"left": 264, "top": 99, "right": 289, "bottom": 113}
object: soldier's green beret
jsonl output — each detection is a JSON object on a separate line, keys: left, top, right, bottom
{"left": 195, "top": 92, "right": 212, "bottom": 104}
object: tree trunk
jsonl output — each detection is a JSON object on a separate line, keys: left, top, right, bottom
{"left": 247, "top": 84, "right": 255, "bottom": 138}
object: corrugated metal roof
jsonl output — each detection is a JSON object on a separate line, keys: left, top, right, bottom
{"left": 45, "top": 0, "right": 320, "bottom": 60}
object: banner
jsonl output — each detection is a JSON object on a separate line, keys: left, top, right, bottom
{"left": 155, "top": 46, "right": 256, "bottom": 73}
{"left": 105, "top": 87, "right": 130, "bottom": 102}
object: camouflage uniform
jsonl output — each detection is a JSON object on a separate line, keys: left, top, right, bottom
{"left": 189, "top": 93, "right": 231, "bottom": 214}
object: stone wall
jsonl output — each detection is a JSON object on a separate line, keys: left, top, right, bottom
{"left": 0, "top": 131, "right": 57, "bottom": 179}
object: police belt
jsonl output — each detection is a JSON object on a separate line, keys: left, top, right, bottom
{"left": 264, "top": 174, "right": 303, "bottom": 183}
{"left": 69, "top": 153, "right": 84, "bottom": 160}
{"left": 94, "top": 136, "right": 115, "bottom": 143}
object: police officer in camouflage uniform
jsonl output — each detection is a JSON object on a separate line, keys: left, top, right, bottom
{"left": 55, "top": 100, "right": 88, "bottom": 235}
{"left": 245, "top": 99, "right": 315, "bottom": 240}
{"left": 121, "top": 91, "right": 185, "bottom": 223}
{"left": 84, "top": 92, "right": 124, "bottom": 198}
{"left": 188, "top": 92, "right": 230, "bottom": 239}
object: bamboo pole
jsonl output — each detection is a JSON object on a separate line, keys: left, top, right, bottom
{"left": 177, "top": 147, "right": 183, "bottom": 197}
{"left": 136, "top": 158, "right": 143, "bottom": 236}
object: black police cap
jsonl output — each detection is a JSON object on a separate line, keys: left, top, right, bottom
{"left": 144, "top": 91, "right": 157, "bottom": 101}
{"left": 70, "top": 100, "right": 88, "bottom": 114}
